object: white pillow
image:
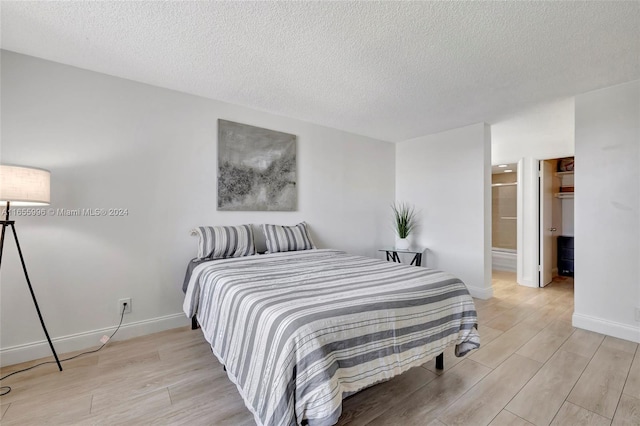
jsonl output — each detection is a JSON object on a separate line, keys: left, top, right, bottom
{"left": 191, "top": 225, "right": 256, "bottom": 260}
{"left": 262, "top": 222, "right": 316, "bottom": 253}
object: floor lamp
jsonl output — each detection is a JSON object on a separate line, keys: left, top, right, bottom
{"left": 0, "top": 164, "right": 62, "bottom": 371}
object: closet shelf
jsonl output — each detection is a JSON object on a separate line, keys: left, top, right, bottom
{"left": 555, "top": 192, "right": 574, "bottom": 199}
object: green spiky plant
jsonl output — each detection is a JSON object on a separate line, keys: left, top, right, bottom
{"left": 392, "top": 202, "right": 416, "bottom": 238}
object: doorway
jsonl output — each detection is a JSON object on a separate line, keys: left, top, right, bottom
{"left": 491, "top": 163, "right": 518, "bottom": 272}
{"left": 539, "top": 157, "right": 574, "bottom": 287}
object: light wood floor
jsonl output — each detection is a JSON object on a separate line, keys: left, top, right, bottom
{"left": 1, "top": 271, "right": 639, "bottom": 425}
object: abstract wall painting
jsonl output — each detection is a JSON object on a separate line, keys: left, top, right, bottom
{"left": 217, "top": 119, "right": 297, "bottom": 211}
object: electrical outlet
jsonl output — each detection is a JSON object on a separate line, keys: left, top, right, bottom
{"left": 118, "top": 298, "right": 132, "bottom": 314}
{"left": 635, "top": 307, "right": 640, "bottom": 322}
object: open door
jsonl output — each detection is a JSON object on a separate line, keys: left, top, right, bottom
{"left": 539, "top": 160, "right": 555, "bottom": 287}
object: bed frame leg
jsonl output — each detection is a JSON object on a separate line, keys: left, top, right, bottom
{"left": 436, "top": 353, "right": 444, "bottom": 370}
{"left": 191, "top": 317, "right": 199, "bottom": 330}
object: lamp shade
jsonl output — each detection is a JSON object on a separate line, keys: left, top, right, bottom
{"left": 0, "top": 165, "right": 51, "bottom": 205}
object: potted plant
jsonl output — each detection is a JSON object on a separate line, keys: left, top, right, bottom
{"left": 392, "top": 202, "right": 416, "bottom": 250}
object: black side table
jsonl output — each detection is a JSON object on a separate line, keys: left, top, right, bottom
{"left": 378, "top": 247, "right": 425, "bottom": 267}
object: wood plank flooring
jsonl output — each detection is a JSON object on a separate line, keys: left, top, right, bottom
{"left": 1, "top": 271, "right": 638, "bottom": 425}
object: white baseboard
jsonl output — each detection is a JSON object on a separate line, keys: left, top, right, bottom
{"left": 573, "top": 312, "right": 640, "bottom": 343}
{"left": 467, "top": 285, "right": 493, "bottom": 300}
{"left": 491, "top": 252, "right": 517, "bottom": 272}
{"left": 0, "top": 312, "right": 190, "bottom": 367}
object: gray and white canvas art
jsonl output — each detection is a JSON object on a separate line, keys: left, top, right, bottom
{"left": 218, "top": 119, "right": 297, "bottom": 211}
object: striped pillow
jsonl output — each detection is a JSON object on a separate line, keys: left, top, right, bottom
{"left": 191, "top": 225, "right": 256, "bottom": 260}
{"left": 262, "top": 222, "right": 316, "bottom": 253}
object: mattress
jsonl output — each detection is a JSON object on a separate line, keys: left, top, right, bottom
{"left": 183, "top": 249, "right": 479, "bottom": 426}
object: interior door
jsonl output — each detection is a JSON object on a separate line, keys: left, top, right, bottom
{"left": 539, "top": 160, "right": 555, "bottom": 287}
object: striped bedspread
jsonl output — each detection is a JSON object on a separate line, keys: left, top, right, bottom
{"left": 183, "top": 249, "right": 479, "bottom": 426}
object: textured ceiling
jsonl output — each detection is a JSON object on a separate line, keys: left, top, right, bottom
{"left": 1, "top": 1, "right": 639, "bottom": 142}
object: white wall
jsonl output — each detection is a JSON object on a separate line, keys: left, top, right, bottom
{"left": 0, "top": 51, "right": 396, "bottom": 365}
{"left": 491, "top": 97, "right": 575, "bottom": 165}
{"left": 574, "top": 80, "right": 640, "bottom": 343}
{"left": 516, "top": 157, "right": 540, "bottom": 287}
{"left": 561, "top": 199, "right": 574, "bottom": 236}
{"left": 396, "top": 123, "right": 492, "bottom": 299}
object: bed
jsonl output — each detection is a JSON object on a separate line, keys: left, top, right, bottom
{"left": 183, "top": 248, "right": 479, "bottom": 426}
